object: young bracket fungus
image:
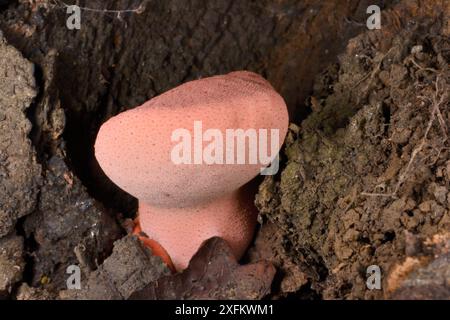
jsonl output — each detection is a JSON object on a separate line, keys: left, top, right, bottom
{"left": 95, "top": 71, "right": 289, "bottom": 271}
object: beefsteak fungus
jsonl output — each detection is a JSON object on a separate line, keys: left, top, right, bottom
{"left": 95, "top": 71, "right": 288, "bottom": 270}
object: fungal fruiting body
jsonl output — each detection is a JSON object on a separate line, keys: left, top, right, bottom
{"left": 138, "top": 186, "right": 257, "bottom": 271}
{"left": 95, "top": 71, "right": 289, "bottom": 271}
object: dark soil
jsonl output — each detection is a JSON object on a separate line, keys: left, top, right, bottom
{"left": 0, "top": 0, "right": 448, "bottom": 300}
{"left": 252, "top": 1, "right": 450, "bottom": 299}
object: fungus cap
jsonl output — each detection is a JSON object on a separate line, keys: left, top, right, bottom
{"left": 95, "top": 71, "right": 288, "bottom": 208}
